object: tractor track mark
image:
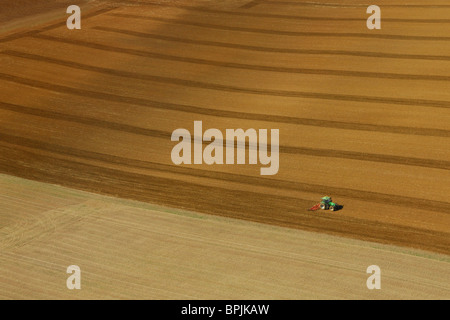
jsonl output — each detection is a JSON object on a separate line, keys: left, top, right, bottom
{"left": 10, "top": 41, "right": 450, "bottom": 83}
{"left": 261, "top": 1, "right": 450, "bottom": 8}
{"left": 1, "top": 102, "right": 449, "bottom": 171}
{"left": 0, "top": 143, "right": 448, "bottom": 255}
{"left": 0, "top": 132, "right": 449, "bottom": 215}
{"left": 88, "top": 27, "right": 450, "bottom": 62}
{"left": 1, "top": 98, "right": 448, "bottom": 138}
{"left": 107, "top": 13, "right": 450, "bottom": 41}
{"left": 280, "top": 147, "right": 450, "bottom": 170}
{"left": 119, "top": 0, "right": 450, "bottom": 23}
{"left": 240, "top": 0, "right": 263, "bottom": 9}
{"left": 2, "top": 63, "right": 450, "bottom": 109}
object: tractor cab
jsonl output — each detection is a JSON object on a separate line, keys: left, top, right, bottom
{"left": 321, "top": 196, "right": 332, "bottom": 204}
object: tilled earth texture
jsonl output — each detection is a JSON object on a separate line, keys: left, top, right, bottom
{"left": 0, "top": 0, "right": 449, "bottom": 299}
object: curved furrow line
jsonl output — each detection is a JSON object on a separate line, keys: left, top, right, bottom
{"left": 0, "top": 143, "right": 448, "bottom": 255}
{"left": 1, "top": 63, "right": 450, "bottom": 109}
{"left": 107, "top": 13, "right": 450, "bottom": 41}
{"left": 87, "top": 27, "right": 450, "bottom": 62}
{"left": 280, "top": 146, "right": 450, "bottom": 170}
{"left": 0, "top": 133, "right": 449, "bottom": 214}
{"left": 240, "top": 0, "right": 263, "bottom": 9}
{"left": 262, "top": 1, "right": 450, "bottom": 8}
{"left": 117, "top": 1, "right": 450, "bottom": 23}
{"left": 12, "top": 40, "right": 450, "bottom": 82}
{"left": 1, "top": 100, "right": 448, "bottom": 138}
{"left": 1, "top": 103, "right": 449, "bottom": 170}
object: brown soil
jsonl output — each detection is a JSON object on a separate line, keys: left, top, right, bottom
{"left": 0, "top": 0, "right": 449, "bottom": 257}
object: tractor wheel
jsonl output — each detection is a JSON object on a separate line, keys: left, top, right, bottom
{"left": 320, "top": 203, "right": 326, "bottom": 210}
{"left": 330, "top": 205, "right": 335, "bottom": 212}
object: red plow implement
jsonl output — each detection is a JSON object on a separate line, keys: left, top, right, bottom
{"left": 308, "top": 203, "right": 321, "bottom": 211}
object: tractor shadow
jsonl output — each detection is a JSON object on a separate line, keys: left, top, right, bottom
{"left": 334, "top": 205, "right": 344, "bottom": 212}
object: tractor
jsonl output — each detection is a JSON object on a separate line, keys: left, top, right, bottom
{"left": 308, "top": 196, "right": 340, "bottom": 212}
{"left": 319, "top": 196, "right": 337, "bottom": 211}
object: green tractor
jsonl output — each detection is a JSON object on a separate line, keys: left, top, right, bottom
{"left": 307, "top": 196, "right": 341, "bottom": 212}
{"left": 319, "top": 196, "right": 337, "bottom": 211}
